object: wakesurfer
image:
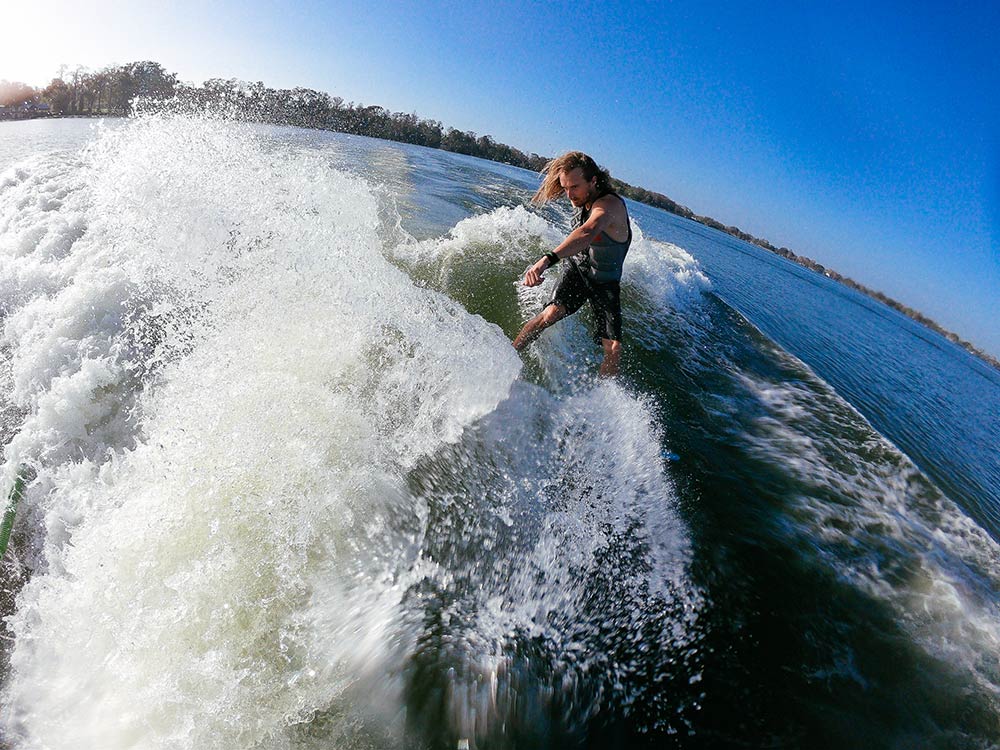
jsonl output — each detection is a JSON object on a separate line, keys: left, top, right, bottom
{"left": 513, "top": 151, "right": 632, "bottom": 377}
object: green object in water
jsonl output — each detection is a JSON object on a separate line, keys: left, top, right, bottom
{"left": 0, "top": 471, "right": 26, "bottom": 559}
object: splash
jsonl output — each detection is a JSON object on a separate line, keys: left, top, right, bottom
{"left": 0, "top": 114, "right": 523, "bottom": 748}
{"left": 0, "top": 114, "right": 711, "bottom": 749}
{"left": 735, "top": 351, "right": 1000, "bottom": 706}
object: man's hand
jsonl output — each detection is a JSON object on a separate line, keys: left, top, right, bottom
{"left": 523, "top": 257, "right": 550, "bottom": 287}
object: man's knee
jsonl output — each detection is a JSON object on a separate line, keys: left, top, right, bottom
{"left": 602, "top": 338, "right": 621, "bottom": 355}
{"left": 541, "top": 304, "right": 566, "bottom": 325}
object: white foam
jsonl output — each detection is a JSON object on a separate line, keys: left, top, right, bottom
{"left": 622, "top": 222, "right": 712, "bottom": 311}
{"left": 408, "top": 379, "right": 703, "bottom": 741}
{"left": 1, "top": 117, "right": 707, "bottom": 748}
{"left": 1, "top": 114, "right": 521, "bottom": 748}
{"left": 737, "top": 366, "right": 1000, "bottom": 700}
{"left": 393, "top": 204, "right": 561, "bottom": 263}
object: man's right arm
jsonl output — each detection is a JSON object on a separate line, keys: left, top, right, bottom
{"left": 523, "top": 204, "right": 612, "bottom": 286}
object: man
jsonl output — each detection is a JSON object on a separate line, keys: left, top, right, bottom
{"left": 513, "top": 152, "right": 632, "bottom": 377}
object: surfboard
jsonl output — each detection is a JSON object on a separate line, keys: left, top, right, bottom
{"left": 0, "top": 471, "right": 26, "bottom": 559}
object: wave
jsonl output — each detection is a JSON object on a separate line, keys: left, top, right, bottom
{"left": 728, "top": 335, "right": 1000, "bottom": 710}
{"left": 0, "top": 116, "right": 704, "bottom": 748}
{"left": 389, "top": 202, "right": 712, "bottom": 385}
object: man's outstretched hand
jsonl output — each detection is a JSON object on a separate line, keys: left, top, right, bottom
{"left": 522, "top": 257, "right": 550, "bottom": 287}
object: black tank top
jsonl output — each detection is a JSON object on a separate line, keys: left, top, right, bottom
{"left": 574, "top": 193, "right": 632, "bottom": 283}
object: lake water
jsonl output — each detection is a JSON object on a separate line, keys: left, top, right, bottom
{"left": 1, "top": 115, "right": 998, "bottom": 749}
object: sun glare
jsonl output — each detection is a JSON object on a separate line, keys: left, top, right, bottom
{"left": 0, "top": 3, "right": 101, "bottom": 87}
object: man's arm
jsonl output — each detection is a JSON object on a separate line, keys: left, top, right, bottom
{"left": 522, "top": 200, "right": 615, "bottom": 287}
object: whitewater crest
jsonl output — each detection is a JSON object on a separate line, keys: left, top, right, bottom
{"left": 0, "top": 114, "right": 523, "bottom": 748}
{"left": 0, "top": 115, "right": 705, "bottom": 749}
{"left": 732, "top": 349, "right": 1000, "bottom": 711}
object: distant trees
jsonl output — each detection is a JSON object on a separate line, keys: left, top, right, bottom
{"left": 160, "top": 76, "right": 551, "bottom": 171}
{"left": 21, "top": 62, "right": 179, "bottom": 116}
{"left": 14, "top": 61, "right": 552, "bottom": 170}
{"left": 5, "top": 59, "right": 996, "bottom": 370}
{"left": 40, "top": 78, "right": 70, "bottom": 114}
{"left": 114, "top": 61, "right": 178, "bottom": 114}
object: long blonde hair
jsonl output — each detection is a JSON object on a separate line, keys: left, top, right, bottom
{"left": 532, "top": 151, "right": 613, "bottom": 204}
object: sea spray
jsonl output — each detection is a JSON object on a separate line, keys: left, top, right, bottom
{"left": 400, "top": 375, "right": 704, "bottom": 745}
{"left": 1, "top": 114, "right": 520, "bottom": 748}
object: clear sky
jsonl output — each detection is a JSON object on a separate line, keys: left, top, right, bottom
{"left": 2, "top": 0, "right": 997, "bottom": 355}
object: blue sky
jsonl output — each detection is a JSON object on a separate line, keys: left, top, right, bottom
{"left": 3, "top": 0, "right": 997, "bottom": 355}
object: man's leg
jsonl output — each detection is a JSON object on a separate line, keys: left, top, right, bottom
{"left": 599, "top": 338, "right": 622, "bottom": 377}
{"left": 591, "top": 281, "right": 622, "bottom": 377}
{"left": 513, "top": 304, "right": 567, "bottom": 351}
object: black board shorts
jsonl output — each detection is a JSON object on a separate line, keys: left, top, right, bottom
{"left": 546, "top": 263, "right": 623, "bottom": 343}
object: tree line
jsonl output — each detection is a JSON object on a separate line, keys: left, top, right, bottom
{"left": 2, "top": 64, "right": 554, "bottom": 171}
{"left": 2, "top": 61, "right": 995, "bottom": 369}
{"left": 2, "top": 62, "right": 176, "bottom": 115}
{"left": 2, "top": 62, "right": 695, "bottom": 212}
